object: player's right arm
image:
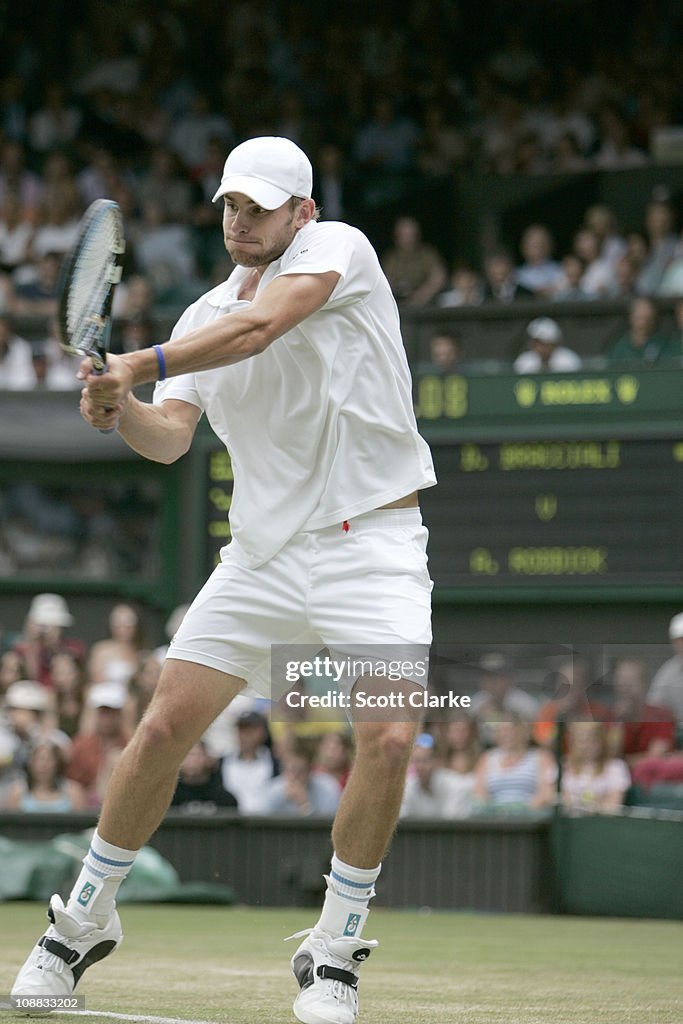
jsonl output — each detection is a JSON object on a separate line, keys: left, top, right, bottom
{"left": 80, "top": 389, "right": 200, "bottom": 463}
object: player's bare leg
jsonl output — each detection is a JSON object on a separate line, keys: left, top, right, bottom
{"left": 332, "top": 718, "right": 421, "bottom": 865}
{"left": 98, "top": 661, "right": 245, "bottom": 848}
{"left": 289, "top": 677, "right": 422, "bottom": 1024}
{"left": 12, "top": 661, "right": 245, "bottom": 999}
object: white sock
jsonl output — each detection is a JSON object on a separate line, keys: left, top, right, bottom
{"left": 329, "top": 854, "right": 381, "bottom": 907}
{"left": 314, "top": 854, "right": 382, "bottom": 939}
{"left": 66, "top": 830, "right": 139, "bottom": 926}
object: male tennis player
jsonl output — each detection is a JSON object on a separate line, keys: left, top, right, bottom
{"left": 13, "top": 137, "right": 436, "bottom": 1024}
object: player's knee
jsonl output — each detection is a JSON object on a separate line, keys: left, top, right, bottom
{"left": 358, "top": 721, "right": 417, "bottom": 768}
{"left": 135, "top": 711, "right": 184, "bottom": 754}
{"left": 380, "top": 722, "right": 418, "bottom": 767}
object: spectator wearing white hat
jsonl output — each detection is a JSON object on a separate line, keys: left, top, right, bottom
{"left": 13, "top": 593, "right": 86, "bottom": 689}
{"left": 66, "top": 682, "right": 130, "bottom": 809}
{"left": 514, "top": 317, "right": 582, "bottom": 374}
{"left": 1, "top": 679, "right": 70, "bottom": 772}
{"left": 648, "top": 613, "right": 683, "bottom": 725}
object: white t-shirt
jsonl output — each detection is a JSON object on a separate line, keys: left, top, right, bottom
{"left": 400, "top": 769, "right": 474, "bottom": 819}
{"left": 514, "top": 346, "right": 582, "bottom": 374}
{"left": 31, "top": 221, "right": 81, "bottom": 258}
{"left": 0, "top": 335, "right": 35, "bottom": 389}
{"left": 154, "top": 220, "right": 436, "bottom": 567}
{"left": 648, "top": 655, "right": 683, "bottom": 723}
{"left": 221, "top": 748, "right": 276, "bottom": 815}
{"left": 0, "top": 221, "right": 33, "bottom": 268}
{"left": 561, "top": 759, "right": 631, "bottom": 810}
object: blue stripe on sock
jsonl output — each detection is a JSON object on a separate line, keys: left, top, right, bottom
{"left": 84, "top": 861, "right": 109, "bottom": 880}
{"left": 89, "top": 847, "right": 135, "bottom": 868}
{"left": 337, "top": 890, "right": 371, "bottom": 903}
{"left": 331, "top": 870, "right": 372, "bottom": 891}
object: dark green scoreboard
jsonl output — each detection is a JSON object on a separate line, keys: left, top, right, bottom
{"left": 412, "top": 368, "right": 683, "bottom": 594}
{"left": 201, "top": 369, "right": 683, "bottom": 599}
{"left": 420, "top": 437, "right": 683, "bottom": 588}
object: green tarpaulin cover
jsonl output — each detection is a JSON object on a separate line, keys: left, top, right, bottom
{"left": 0, "top": 830, "right": 236, "bottom": 904}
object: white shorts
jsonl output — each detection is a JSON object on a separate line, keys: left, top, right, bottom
{"left": 167, "top": 507, "right": 433, "bottom": 697}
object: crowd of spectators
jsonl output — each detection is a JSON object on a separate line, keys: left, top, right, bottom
{"left": 0, "top": 479, "right": 163, "bottom": 583}
{"left": 1, "top": 2, "right": 683, "bottom": 385}
{"left": 6, "top": 194, "right": 683, "bottom": 388}
{"left": 2, "top": 594, "right": 683, "bottom": 820}
{"left": 0, "top": 593, "right": 354, "bottom": 817}
{"left": 398, "top": 639, "right": 683, "bottom": 820}
{"left": 387, "top": 196, "right": 683, "bottom": 315}
{"left": 3, "top": 2, "right": 682, "bottom": 197}
{"left": 420, "top": 293, "right": 683, "bottom": 376}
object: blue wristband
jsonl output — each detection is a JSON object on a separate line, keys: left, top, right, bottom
{"left": 153, "top": 344, "right": 166, "bottom": 382}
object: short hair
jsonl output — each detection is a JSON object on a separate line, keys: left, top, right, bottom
{"left": 289, "top": 196, "right": 321, "bottom": 221}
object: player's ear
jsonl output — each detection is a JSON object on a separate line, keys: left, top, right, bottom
{"left": 296, "top": 198, "right": 316, "bottom": 227}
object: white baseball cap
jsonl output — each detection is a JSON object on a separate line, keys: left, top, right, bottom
{"left": 6, "top": 680, "right": 50, "bottom": 711}
{"left": 28, "top": 593, "right": 74, "bottom": 628}
{"left": 212, "top": 136, "right": 313, "bottom": 209}
{"left": 479, "top": 652, "right": 513, "bottom": 675}
{"left": 88, "top": 682, "right": 127, "bottom": 710}
{"left": 527, "top": 317, "right": 562, "bottom": 344}
{"left": 669, "top": 612, "right": 683, "bottom": 638}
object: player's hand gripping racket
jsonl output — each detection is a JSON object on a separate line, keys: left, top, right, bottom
{"left": 57, "top": 198, "right": 125, "bottom": 433}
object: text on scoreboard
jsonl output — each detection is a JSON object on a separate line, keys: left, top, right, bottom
{"left": 419, "top": 437, "right": 683, "bottom": 587}
{"left": 206, "top": 449, "right": 233, "bottom": 570}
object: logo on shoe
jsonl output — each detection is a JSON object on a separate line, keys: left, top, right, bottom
{"left": 343, "top": 913, "right": 361, "bottom": 937}
{"left": 77, "top": 882, "right": 97, "bottom": 907}
{"left": 352, "top": 948, "right": 372, "bottom": 962}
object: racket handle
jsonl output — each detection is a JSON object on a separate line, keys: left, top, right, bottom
{"left": 92, "top": 359, "right": 115, "bottom": 435}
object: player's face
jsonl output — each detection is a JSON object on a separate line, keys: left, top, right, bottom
{"left": 223, "top": 193, "right": 308, "bottom": 268}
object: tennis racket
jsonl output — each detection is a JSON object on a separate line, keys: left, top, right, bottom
{"left": 57, "top": 198, "right": 125, "bottom": 430}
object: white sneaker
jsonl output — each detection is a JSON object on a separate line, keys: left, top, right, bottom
{"left": 11, "top": 894, "right": 122, "bottom": 997}
{"left": 287, "top": 927, "right": 378, "bottom": 1024}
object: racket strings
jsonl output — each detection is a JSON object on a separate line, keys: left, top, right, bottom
{"left": 66, "top": 214, "right": 121, "bottom": 345}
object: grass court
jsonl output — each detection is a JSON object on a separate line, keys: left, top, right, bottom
{"left": 1, "top": 904, "right": 682, "bottom": 1023}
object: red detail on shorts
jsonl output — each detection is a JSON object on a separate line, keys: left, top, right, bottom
{"left": 342, "top": 520, "right": 350, "bottom": 533}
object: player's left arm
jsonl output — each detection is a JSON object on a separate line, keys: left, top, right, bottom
{"left": 80, "top": 271, "right": 340, "bottom": 407}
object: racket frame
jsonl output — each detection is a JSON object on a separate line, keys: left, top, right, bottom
{"left": 57, "top": 198, "right": 125, "bottom": 372}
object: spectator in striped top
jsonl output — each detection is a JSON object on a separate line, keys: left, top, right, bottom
{"left": 473, "top": 713, "right": 557, "bottom": 813}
